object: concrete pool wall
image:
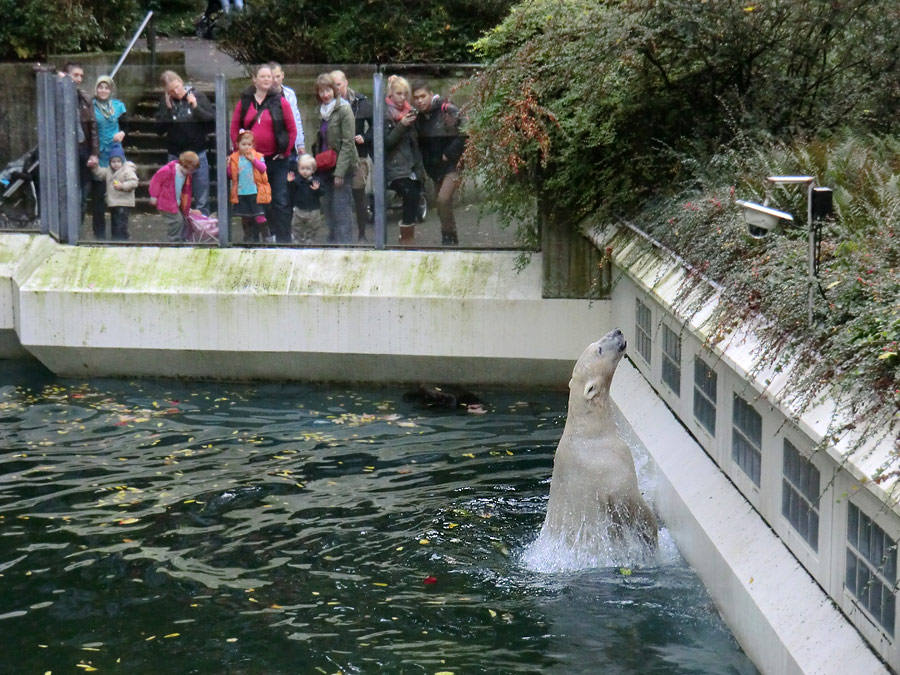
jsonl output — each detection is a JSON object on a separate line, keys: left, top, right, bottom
{"left": 0, "top": 231, "right": 895, "bottom": 673}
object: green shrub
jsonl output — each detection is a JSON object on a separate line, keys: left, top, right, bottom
{"left": 464, "top": 0, "right": 900, "bottom": 228}
{"left": 217, "top": 0, "right": 514, "bottom": 64}
{"left": 0, "top": 0, "right": 141, "bottom": 59}
{"left": 641, "top": 133, "right": 899, "bottom": 454}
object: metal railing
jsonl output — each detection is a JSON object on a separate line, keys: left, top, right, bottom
{"left": 110, "top": 11, "right": 156, "bottom": 80}
{"left": 33, "top": 64, "right": 522, "bottom": 250}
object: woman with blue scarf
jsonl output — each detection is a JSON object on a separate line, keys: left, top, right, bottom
{"left": 91, "top": 75, "right": 128, "bottom": 239}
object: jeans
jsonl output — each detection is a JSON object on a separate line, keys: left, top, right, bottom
{"left": 390, "top": 177, "right": 422, "bottom": 226}
{"left": 168, "top": 151, "right": 209, "bottom": 215}
{"left": 322, "top": 170, "right": 355, "bottom": 243}
{"left": 110, "top": 206, "right": 130, "bottom": 240}
{"left": 264, "top": 156, "right": 291, "bottom": 243}
{"left": 78, "top": 146, "right": 92, "bottom": 221}
{"left": 91, "top": 177, "right": 107, "bottom": 238}
{"left": 435, "top": 171, "right": 460, "bottom": 236}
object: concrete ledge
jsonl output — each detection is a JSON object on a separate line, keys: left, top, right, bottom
{"left": 612, "top": 359, "right": 887, "bottom": 675}
{"left": 8, "top": 236, "right": 610, "bottom": 385}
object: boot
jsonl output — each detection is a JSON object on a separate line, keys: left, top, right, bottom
{"left": 398, "top": 224, "right": 415, "bottom": 245}
{"left": 353, "top": 188, "right": 370, "bottom": 240}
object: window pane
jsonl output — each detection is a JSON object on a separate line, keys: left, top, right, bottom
{"left": 846, "top": 550, "right": 857, "bottom": 594}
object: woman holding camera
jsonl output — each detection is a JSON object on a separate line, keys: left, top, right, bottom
{"left": 383, "top": 75, "right": 425, "bottom": 245}
{"left": 155, "top": 71, "right": 215, "bottom": 216}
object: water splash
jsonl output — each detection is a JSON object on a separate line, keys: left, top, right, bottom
{"left": 521, "top": 411, "right": 671, "bottom": 572}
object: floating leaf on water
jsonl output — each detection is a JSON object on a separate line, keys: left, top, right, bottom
{"left": 117, "top": 518, "right": 138, "bottom": 525}
{"left": 423, "top": 576, "right": 438, "bottom": 585}
{"left": 618, "top": 567, "right": 632, "bottom": 576}
{"left": 226, "top": 637, "right": 238, "bottom": 642}
{"left": 462, "top": 453, "right": 475, "bottom": 458}
{"left": 164, "top": 633, "right": 180, "bottom": 638}
{"left": 373, "top": 582, "right": 388, "bottom": 587}
{"left": 419, "top": 539, "right": 429, "bottom": 545}
{"left": 488, "top": 609, "right": 497, "bottom": 618}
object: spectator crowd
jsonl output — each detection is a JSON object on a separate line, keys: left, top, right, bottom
{"left": 60, "top": 61, "right": 466, "bottom": 247}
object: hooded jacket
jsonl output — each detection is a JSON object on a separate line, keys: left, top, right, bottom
{"left": 92, "top": 160, "right": 139, "bottom": 208}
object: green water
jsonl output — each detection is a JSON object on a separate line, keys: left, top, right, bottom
{"left": 0, "top": 362, "right": 756, "bottom": 674}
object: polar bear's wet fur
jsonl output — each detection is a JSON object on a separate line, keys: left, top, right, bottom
{"left": 525, "top": 329, "right": 657, "bottom": 570}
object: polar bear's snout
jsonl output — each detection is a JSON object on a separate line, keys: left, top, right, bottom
{"left": 598, "top": 328, "right": 627, "bottom": 354}
{"left": 612, "top": 327, "right": 627, "bottom": 352}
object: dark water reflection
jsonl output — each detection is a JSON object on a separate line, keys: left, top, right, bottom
{"left": 0, "top": 362, "right": 756, "bottom": 674}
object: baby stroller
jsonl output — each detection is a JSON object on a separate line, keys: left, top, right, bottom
{"left": 186, "top": 213, "right": 219, "bottom": 243}
{"left": 195, "top": 0, "right": 223, "bottom": 39}
{"left": 0, "top": 145, "right": 40, "bottom": 228}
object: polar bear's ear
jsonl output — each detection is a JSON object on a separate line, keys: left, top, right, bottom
{"left": 583, "top": 378, "right": 600, "bottom": 400}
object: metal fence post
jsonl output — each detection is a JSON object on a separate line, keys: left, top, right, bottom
{"left": 215, "top": 74, "right": 230, "bottom": 247}
{"left": 55, "top": 76, "right": 81, "bottom": 244}
{"left": 372, "top": 72, "right": 385, "bottom": 249}
{"left": 36, "top": 71, "right": 58, "bottom": 237}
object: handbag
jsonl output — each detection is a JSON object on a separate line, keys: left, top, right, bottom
{"left": 315, "top": 148, "right": 337, "bottom": 173}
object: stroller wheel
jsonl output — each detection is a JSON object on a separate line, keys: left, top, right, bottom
{"left": 416, "top": 192, "right": 427, "bottom": 223}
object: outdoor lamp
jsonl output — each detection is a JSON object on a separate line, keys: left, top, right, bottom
{"left": 737, "top": 175, "right": 832, "bottom": 325}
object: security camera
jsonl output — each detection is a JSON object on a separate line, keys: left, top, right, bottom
{"left": 735, "top": 200, "right": 794, "bottom": 238}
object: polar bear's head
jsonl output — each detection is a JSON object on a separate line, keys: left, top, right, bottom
{"left": 569, "top": 328, "right": 627, "bottom": 405}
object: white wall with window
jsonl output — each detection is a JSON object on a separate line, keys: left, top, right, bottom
{"left": 601, "top": 223, "right": 900, "bottom": 669}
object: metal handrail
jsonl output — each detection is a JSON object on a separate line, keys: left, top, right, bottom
{"left": 110, "top": 10, "right": 155, "bottom": 80}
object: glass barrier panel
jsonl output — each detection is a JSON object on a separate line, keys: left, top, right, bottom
{"left": 31, "top": 59, "right": 530, "bottom": 251}
{"left": 1, "top": 63, "right": 40, "bottom": 232}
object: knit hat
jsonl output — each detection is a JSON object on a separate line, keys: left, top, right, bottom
{"left": 108, "top": 144, "right": 126, "bottom": 162}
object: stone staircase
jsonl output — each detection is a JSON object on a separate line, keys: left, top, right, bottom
{"left": 125, "top": 82, "right": 220, "bottom": 213}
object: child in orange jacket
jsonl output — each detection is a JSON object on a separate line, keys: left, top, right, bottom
{"left": 228, "top": 130, "right": 272, "bottom": 243}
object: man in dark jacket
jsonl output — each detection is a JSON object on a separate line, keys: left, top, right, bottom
{"left": 155, "top": 71, "right": 215, "bottom": 215}
{"left": 331, "top": 70, "right": 374, "bottom": 241}
{"left": 64, "top": 62, "right": 99, "bottom": 220}
{"left": 411, "top": 79, "right": 465, "bottom": 245}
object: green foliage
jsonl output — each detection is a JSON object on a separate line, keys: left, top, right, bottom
{"left": 217, "top": 0, "right": 514, "bottom": 64}
{"left": 0, "top": 0, "right": 142, "bottom": 59}
{"left": 642, "top": 132, "right": 899, "bottom": 451}
{"left": 145, "top": 0, "right": 206, "bottom": 37}
{"left": 464, "top": 0, "right": 900, "bottom": 225}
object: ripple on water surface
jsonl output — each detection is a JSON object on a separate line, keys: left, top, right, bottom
{"left": 0, "top": 363, "right": 757, "bottom": 674}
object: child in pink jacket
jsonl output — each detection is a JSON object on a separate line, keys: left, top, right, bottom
{"left": 148, "top": 151, "right": 199, "bottom": 242}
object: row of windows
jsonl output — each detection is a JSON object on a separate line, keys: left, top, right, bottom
{"left": 635, "top": 296, "right": 899, "bottom": 637}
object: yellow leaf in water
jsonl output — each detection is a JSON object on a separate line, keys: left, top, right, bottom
{"left": 462, "top": 453, "right": 475, "bottom": 458}
{"left": 419, "top": 539, "right": 430, "bottom": 545}
{"left": 164, "top": 633, "right": 180, "bottom": 638}
{"left": 488, "top": 609, "right": 497, "bottom": 618}
{"left": 373, "top": 582, "right": 388, "bottom": 587}
{"left": 117, "top": 518, "right": 139, "bottom": 525}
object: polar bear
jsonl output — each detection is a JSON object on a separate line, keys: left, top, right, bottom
{"left": 537, "top": 328, "right": 657, "bottom": 558}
